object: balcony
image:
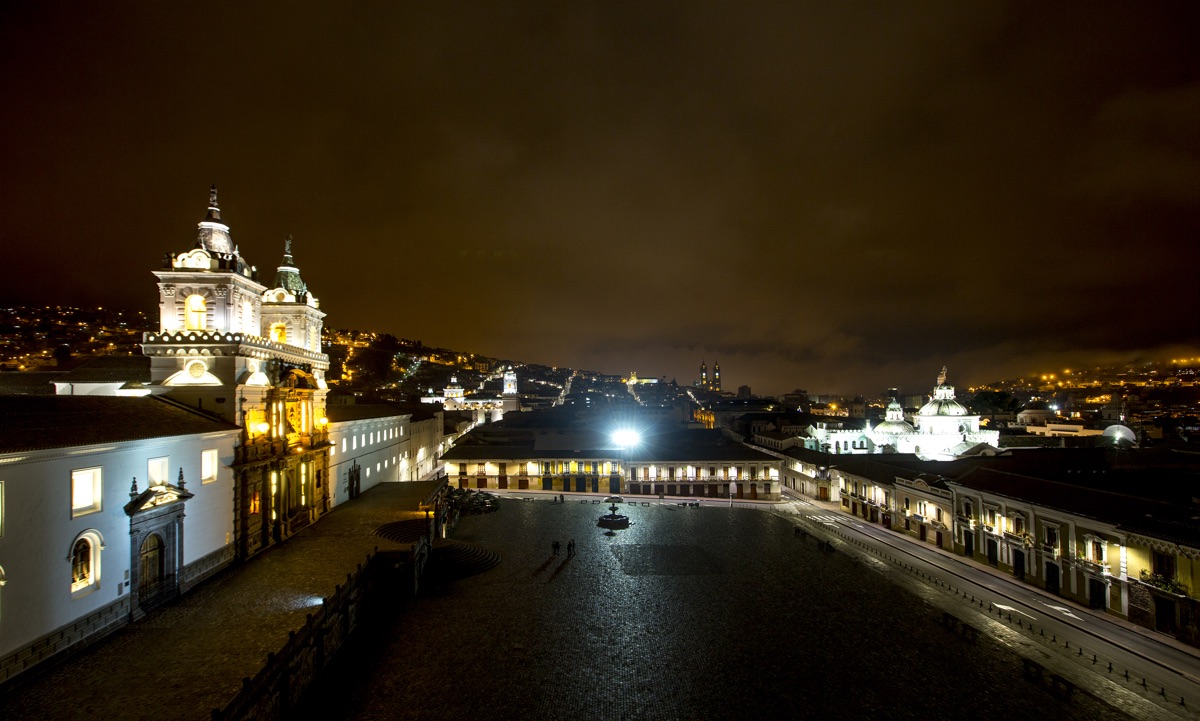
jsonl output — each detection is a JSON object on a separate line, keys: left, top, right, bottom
{"left": 1073, "top": 557, "right": 1110, "bottom": 576}
{"left": 1003, "top": 531, "right": 1033, "bottom": 546}
{"left": 1041, "top": 543, "right": 1060, "bottom": 558}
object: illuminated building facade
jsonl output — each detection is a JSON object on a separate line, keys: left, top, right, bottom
{"left": 443, "top": 425, "right": 781, "bottom": 500}
{"left": 423, "top": 368, "right": 521, "bottom": 424}
{"left": 806, "top": 368, "right": 1000, "bottom": 461}
{"left": 697, "top": 359, "right": 722, "bottom": 392}
{"left": 143, "top": 187, "right": 331, "bottom": 558}
{"left": 0, "top": 187, "right": 446, "bottom": 684}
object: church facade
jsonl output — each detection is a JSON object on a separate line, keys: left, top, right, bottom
{"left": 0, "top": 187, "right": 443, "bottom": 684}
{"left": 143, "top": 187, "right": 333, "bottom": 558}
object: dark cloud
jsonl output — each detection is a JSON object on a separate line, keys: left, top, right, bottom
{"left": 1, "top": 2, "right": 1196, "bottom": 395}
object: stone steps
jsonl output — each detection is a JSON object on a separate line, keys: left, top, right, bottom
{"left": 373, "top": 519, "right": 430, "bottom": 544}
{"left": 430, "top": 539, "right": 502, "bottom": 579}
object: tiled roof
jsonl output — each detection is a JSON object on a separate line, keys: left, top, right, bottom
{"left": 54, "top": 355, "right": 151, "bottom": 383}
{"left": 326, "top": 403, "right": 412, "bottom": 423}
{"left": 952, "top": 467, "right": 1200, "bottom": 548}
{"left": 0, "top": 396, "right": 239, "bottom": 453}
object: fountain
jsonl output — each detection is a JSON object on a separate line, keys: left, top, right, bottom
{"left": 597, "top": 503, "right": 631, "bottom": 530}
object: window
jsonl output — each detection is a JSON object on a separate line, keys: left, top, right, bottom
{"left": 71, "top": 468, "right": 102, "bottom": 518}
{"left": 71, "top": 539, "right": 91, "bottom": 591}
{"left": 201, "top": 449, "right": 218, "bottom": 484}
{"left": 185, "top": 295, "right": 206, "bottom": 330}
{"left": 69, "top": 530, "right": 102, "bottom": 595}
{"left": 1153, "top": 551, "right": 1176, "bottom": 579}
{"left": 1091, "top": 539, "right": 1105, "bottom": 563}
{"left": 963, "top": 500, "right": 973, "bottom": 518}
{"left": 1045, "top": 526, "right": 1059, "bottom": 547}
{"left": 269, "top": 322, "right": 287, "bottom": 343}
{"left": 1013, "top": 515, "right": 1025, "bottom": 535}
{"left": 148, "top": 456, "right": 169, "bottom": 487}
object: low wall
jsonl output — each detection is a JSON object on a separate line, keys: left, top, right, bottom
{"left": 211, "top": 543, "right": 423, "bottom": 721}
{"left": 0, "top": 596, "right": 130, "bottom": 685}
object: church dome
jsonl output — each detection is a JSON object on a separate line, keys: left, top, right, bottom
{"left": 918, "top": 366, "right": 969, "bottom": 417}
{"left": 874, "top": 419, "right": 915, "bottom": 434}
{"left": 874, "top": 399, "right": 914, "bottom": 434}
{"left": 271, "top": 236, "right": 309, "bottom": 298}
{"left": 195, "top": 185, "right": 235, "bottom": 256}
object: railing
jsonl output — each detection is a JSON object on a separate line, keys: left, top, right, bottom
{"left": 1073, "top": 557, "right": 1110, "bottom": 576}
{"left": 1003, "top": 531, "right": 1032, "bottom": 546}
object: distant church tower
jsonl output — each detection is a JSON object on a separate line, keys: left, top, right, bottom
{"left": 713, "top": 359, "right": 721, "bottom": 391}
{"left": 143, "top": 185, "right": 331, "bottom": 560}
{"left": 503, "top": 368, "right": 518, "bottom": 395}
{"left": 700, "top": 361, "right": 708, "bottom": 388}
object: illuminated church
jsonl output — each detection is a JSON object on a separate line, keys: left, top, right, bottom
{"left": 808, "top": 367, "right": 1000, "bottom": 461}
{"left": 0, "top": 187, "right": 442, "bottom": 684}
{"left": 144, "top": 186, "right": 333, "bottom": 558}
{"left": 699, "top": 359, "right": 721, "bottom": 391}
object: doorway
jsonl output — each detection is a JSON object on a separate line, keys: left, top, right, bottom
{"left": 1012, "top": 549, "right": 1025, "bottom": 581}
{"left": 986, "top": 539, "right": 998, "bottom": 567}
{"left": 139, "top": 534, "right": 164, "bottom": 597}
{"left": 1045, "top": 563, "right": 1060, "bottom": 595}
{"left": 1088, "top": 578, "right": 1107, "bottom": 610}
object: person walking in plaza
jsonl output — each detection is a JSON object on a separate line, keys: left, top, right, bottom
{"left": 552, "top": 540, "right": 560, "bottom": 556}
{"left": 567, "top": 539, "right": 575, "bottom": 557}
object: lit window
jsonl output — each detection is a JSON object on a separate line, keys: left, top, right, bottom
{"left": 148, "top": 456, "right": 169, "bottom": 487}
{"left": 342, "top": 438, "right": 347, "bottom": 453}
{"left": 352, "top": 436, "right": 357, "bottom": 450}
{"left": 201, "top": 449, "right": 218, "bottom": 484}
{"left": 270, "top": 323, "right": 287, "bottom": 343}
{"left": 185, "top": 295, "right": 207, "bottom": 330}
{"left": 69, "top": 530, "right": 102, "bottom": 595}
{"left": 71, "top": 468, "right": 102, "bottom": 518}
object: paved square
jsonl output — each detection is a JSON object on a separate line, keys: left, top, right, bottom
{"left": 301, "top": 497, "right": 1132, "bottom": 720}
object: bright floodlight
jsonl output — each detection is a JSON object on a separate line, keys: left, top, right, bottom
{"left": 613, "top": 429, "right": 641, "bottom": 448}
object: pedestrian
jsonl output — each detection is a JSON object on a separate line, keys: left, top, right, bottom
{"left": 552, "top": 540, "right": 560, "bottom": 556}
{"left": 567, "top": 539, "right": 575, "bottom": 557}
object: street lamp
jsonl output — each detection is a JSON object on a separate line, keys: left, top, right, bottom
{"left": 612, "top": 429, "right": 641, "bottom": 496}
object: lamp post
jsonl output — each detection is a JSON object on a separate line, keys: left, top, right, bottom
{"left": 612, "top": 429, "right": 641, "bottom": 497}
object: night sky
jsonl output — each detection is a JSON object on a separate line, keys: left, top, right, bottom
{"left": 2, "top": 3, "right": 1197, "bottom": 396}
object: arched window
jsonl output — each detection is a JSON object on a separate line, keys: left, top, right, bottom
{"left": 185, "top": 295, "right": 207, "bottom": 330}
{"left": 71, "top": 539, "right": 93, "bottom": 592}
{"left": 69, "top": 530, "right": 103, "bottom": 595}
{"left": 270, "top": 322, "right": 287, "bottom": 343}
{"left": 241, "top": 298, "right": 253, "bottom": 333}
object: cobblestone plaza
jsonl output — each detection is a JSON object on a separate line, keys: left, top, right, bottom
{"left": 302, "top": 498, "right": 1133, "bottom": 721}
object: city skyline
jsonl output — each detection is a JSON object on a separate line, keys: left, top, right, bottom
{"left": 2, "top": 3, "right": 1197, "bottom": 395}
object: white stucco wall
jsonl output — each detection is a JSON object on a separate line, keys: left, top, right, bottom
{"left": 0, "top": 430, "right": 237, "bottom": 660}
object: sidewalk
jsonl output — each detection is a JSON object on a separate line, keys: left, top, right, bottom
{"left": 0, "top": 481, "right": 440, "bottom": 721}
